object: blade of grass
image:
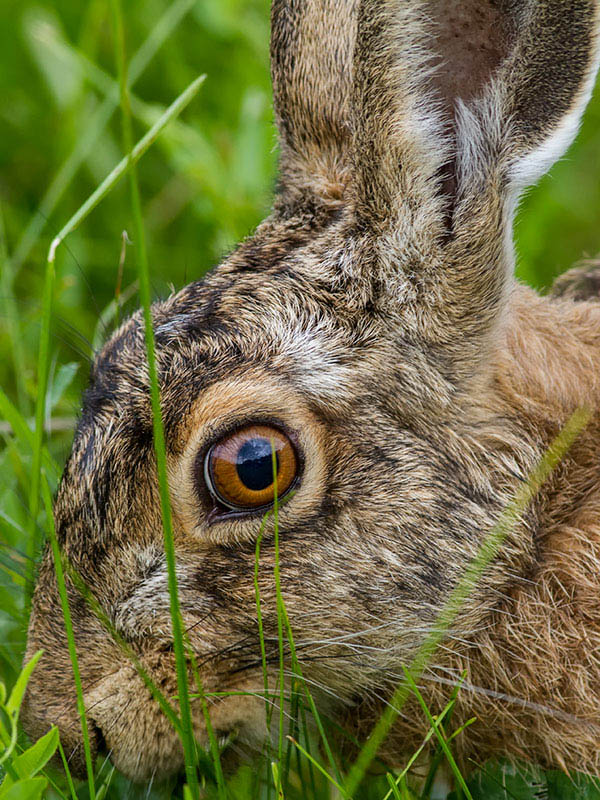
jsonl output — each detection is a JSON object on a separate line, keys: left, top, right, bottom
{"left": 286, "top": 737, "right": 346, "bottom": 796}
{"left": 28, "top": 65, "right": 203, "bottom": 612}
{"left": 92, "top": 278, "right": 138, "bottom": 353}
{"left": 0, "top": 387, "right": 59, "bottom": 483}
{"left": 47, "top": 72, "right": 205, "bottom": 265}
{"left": 447, "top": 718, "right": 476, "bottom": 745}
{"left": 421, "top": 675, "right": 473, "bottom": 799}
{"left": 386, "top": 772, "right": 403, "bottom": 800}
{"left": 269, "top": 442, "right": 342, "bottom": 789}
{"left": 254, "top": 513, "right": 273, "bottom": 730}
{"left": 10, "top": 0, "right": 197, "bottom": 276}
{"left": 41, "top": 476, "right": 96, "bottom": 800}
{"left": 27, "top": 247, "right": 55, "bottom": 593}
{"left": 110, "top": 3, "right": 199, "bottom": 796}
{"left": 401, "top": 667, "right": 472, "bottom": 800}
{"left": 271, "top": 761, "right": 284, "bottom": 799}
{"left": 381, "top": 695, "right": 457, "bottom": 800}
{"left": 64, "top": 561, "right": 181, "bottom": 733}
{"left": 57, "top": 737, "right": 78, "bottom": 800}
{"left": 37, "top": 27, "right": 219, "bottom": 199}
{"left": 344, "top": 407, "right": 591, "bottom": 796}
{"left": 187, "top": 649, "right": 227, "bottom": 798}
{"left": 94, "top": 762, "right": 117, "bottom": 800}
{"left": 298, "top": 701, "right": 318, "bottom": 799}
{"left": 271, "top": 445, "right": 285, "bottom": 796}
{"left": 283, "top": 674, "right": 300, "bottom": 789}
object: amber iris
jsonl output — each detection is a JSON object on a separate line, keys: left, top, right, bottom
{"left": 205, "top": 424, "right": 298, "bottom": 511}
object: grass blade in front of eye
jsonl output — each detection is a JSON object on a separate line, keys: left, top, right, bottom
{"left": 271, "top": 443, "right": 285, "bottom": 797}
{"left": 30, "top": 40, "right": 204, "bottom": 622}
{"left": 343, "top": 407, "right": 592, "bottom": 797}
{"left": 269, "top": 442, "right": 342, "bottom": 797}
{"left": 41, "top": 475, "right": 96, "bottom": 800}
{"left": 254, "top": 513, "right": 273, "bottom": 729}
{"left": 109, "top": 3, "right": 200, "bottom": 796}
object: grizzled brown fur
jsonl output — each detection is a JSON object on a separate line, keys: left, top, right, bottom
{"left": 23, "top": 0, "right": 600, "bottom": 784}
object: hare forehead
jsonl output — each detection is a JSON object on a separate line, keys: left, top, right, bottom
{"left": 89, "top": 274, "right": 391, "bottom": 425}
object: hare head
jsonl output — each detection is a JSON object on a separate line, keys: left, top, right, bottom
{"left": 23, "top": 0, "right": 600, "bottom": 784}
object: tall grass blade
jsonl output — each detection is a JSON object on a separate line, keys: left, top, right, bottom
{"left": 0, "top": 203, "right": 28, "bottom": 413}
{"left": 110, "top": 2, "right": 199, "bottom": 796}
{"left": 401, "top": 667, "right": 472, "bottom": 800}
{"left": 381, "top": 695, "right": 457, "bottom": 800}
{"left": 286, "top": 737, "right": 346, "bottom": 797}
{"left": 254, "top": 516, "right": 272, "bottom": 728}
{"left": 269, "top": 442, "right": 342, "bottom": 790}
{"left": 41, "top": 476, "right": 96, "bottom": 800}
{"left": 344, "top": 407, "right": 591, "bottom": 796}
{"left": 63, "top": 562, "right": 181, "bottom": 733}
{"left": 187, "top": 650, "right": 228, "bottom": 798}
{"left": 386, "top": 773, "right": 403, "bottom": 800}
{"left": 27, "top": 252, "right": 55, "bottom": 592}
{"left": 57, "top": 737, "right": 78, "bottom": 800}
{"left": 271, "top": 444, "right": 285, "bottom": 792}
{"left": 47, "top": 72, "right": 205, "bottom": 265}
{"left": 0, "top": 387, "right": 59, "bottom": 482}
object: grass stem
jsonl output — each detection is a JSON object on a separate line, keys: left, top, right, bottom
{"left": 47, "top": 73, "right": 205, "bottom": 265}
{"left": 41, "top": 476, "right": 96, "bottom": 800}
{"left": 344, "top": 407, "right": 591, "bottom": 796}
{"left": 109, "top": 2, "right": 200, "bottom": 796}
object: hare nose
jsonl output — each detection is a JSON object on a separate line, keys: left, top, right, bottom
{"left": 88, "top": 719, "right": 108, "bottom": 764}
{"left": 67, "top": 720, "right": 106, "bottom": 779}
{"left": 51, "top": 717, "right": 105, "bottom": 779}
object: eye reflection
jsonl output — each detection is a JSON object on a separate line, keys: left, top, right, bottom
{"left": 204, "top": 424, "right": 298, "bottom": 511}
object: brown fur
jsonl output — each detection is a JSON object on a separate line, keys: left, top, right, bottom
{"left": 22, "top": 0, "right": 600, "bottom": 785}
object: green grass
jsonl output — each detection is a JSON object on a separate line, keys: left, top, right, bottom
{"left": 1, "top": 1, "right": 600, "bottom": 798}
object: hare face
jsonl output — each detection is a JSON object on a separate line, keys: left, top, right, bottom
{"left": 24, "top": 253, "right": 529, "bottom": 780}
{"left": 23, "top": 0, "right": 600, "bottom": 784}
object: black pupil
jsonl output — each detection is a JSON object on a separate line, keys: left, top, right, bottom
{"left": 236, "top": 437, "right": 279, "bottom": 492}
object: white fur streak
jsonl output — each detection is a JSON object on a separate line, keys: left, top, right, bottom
{"left": 511, "top": 15, "right": 600, "bottom": 189}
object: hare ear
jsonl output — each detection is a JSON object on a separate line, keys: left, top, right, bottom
{"left": 350, "top": 0, "right": 600, "bottom": 378}
{"left": 271, "top": 0, "right": 359, "bottom": 218}
{"left": 353, "top": 0, "right": 600, "bottom": 230}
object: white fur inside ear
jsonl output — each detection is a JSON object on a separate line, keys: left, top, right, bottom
{"left": 510, "top": 45, "right": 600, "bottom": 190}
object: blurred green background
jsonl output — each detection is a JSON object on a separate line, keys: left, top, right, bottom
{"left": 0, "top": 0, "right": 599, "bottom": 795}
{"left": 1, "top": 0, "right": 599, "bottom": 408}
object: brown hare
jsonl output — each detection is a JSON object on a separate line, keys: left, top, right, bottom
{"left": 23, "top": 0, "right": 600, "bottom": 785}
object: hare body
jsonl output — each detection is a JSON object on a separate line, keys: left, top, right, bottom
{"left": 23, "top": 0, "right": 600, "bottom": 784}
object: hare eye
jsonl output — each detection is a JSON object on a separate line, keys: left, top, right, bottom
{"left": 204, "top": 424, "right": 298, "bottom": 512}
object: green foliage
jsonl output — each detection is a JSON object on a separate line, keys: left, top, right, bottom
{"left": 449, "top": 761, "right": 600, "bottom": 800}
{"left": 1, "top": 0, "right": 600, "bottom": 798}
{"left": 0, "top": 652, "right": 58, "bottom": 799}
